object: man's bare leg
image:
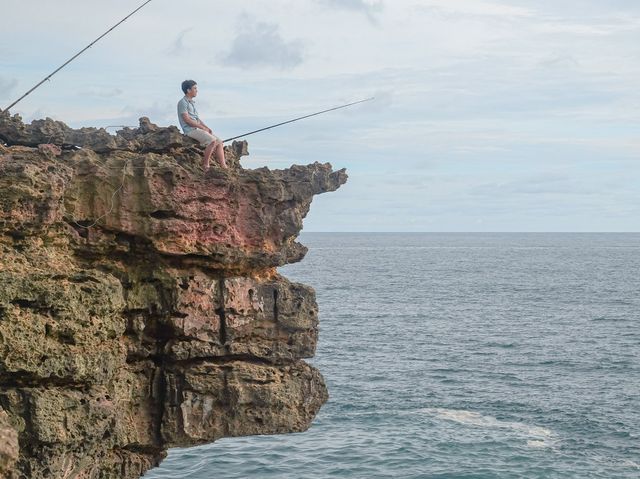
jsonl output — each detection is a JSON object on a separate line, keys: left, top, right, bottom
{"left": 214, "top": 141, "right": 227, "bottom": 168}
{"left": 203, "top": 142, "right": 216, "bottom": 170}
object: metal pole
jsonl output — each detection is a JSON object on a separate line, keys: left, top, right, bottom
{"left": 4, "top": 0, "right": 153, "bottom": 112}
{"left": 223, "top": 97, "right": 374, "bottom": 143}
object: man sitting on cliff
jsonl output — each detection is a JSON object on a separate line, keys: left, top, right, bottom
{"left": 177, "top": 80, "right": 227, "bottom": 170}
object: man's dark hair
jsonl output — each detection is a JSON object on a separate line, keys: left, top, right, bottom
{"left": 181, "top": 80, "right": 197, "bottom": 94}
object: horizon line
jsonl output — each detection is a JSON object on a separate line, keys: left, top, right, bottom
{"left": 300, "top": 231, "right": 640, "bottom": 234}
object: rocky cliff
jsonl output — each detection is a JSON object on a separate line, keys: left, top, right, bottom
{"left": 0, "top": 113, "right": 346, "bottom": 478}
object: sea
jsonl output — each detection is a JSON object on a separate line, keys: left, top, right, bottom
{"left": 145, "top": 233, "right": 640, "bottom": 479}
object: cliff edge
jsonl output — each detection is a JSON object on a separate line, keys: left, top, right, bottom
{"left": 0, "top": 113, "right": 347, "bottom": 478}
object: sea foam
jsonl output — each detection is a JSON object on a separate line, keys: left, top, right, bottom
{"left": 422, "top": 408, "right": 556, "bottom": 447}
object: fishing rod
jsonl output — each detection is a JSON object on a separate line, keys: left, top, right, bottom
{"left": 222, "top": 97, "right": 375, "bottom": 143}
{"left": 63, "top": 98, "right": 374, "bottom": 142}
{"left": 4, "top": 0, "right": 153, "bottom": 112}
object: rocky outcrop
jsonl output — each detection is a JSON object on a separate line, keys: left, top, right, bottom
{"left": 0, "top": 114, "right": 346, "bottom": 478}
{"left": 1, "top": 114, "right": 184, "bottom": 154}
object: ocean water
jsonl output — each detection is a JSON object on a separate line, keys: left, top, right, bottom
{"left": 146, "top": 233, "right": 640, "bottom": 478}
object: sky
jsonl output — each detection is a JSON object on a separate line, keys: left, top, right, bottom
{"left": 1, "top": 0, "right": 639, "bottom": 232}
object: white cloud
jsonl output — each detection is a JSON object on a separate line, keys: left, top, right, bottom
{"left": 80, "top": 86, "right": 124, "bottom": 98}
{"left": 315, "top": 0, "right": 384, "bottom": 24}
{"left": 0, "top": 77, "right": 18, "bottom": 105}
{"left": 167, "top": 28, "right": 194, "bottom": 57}
{"left": 413, "top": 0, "right": 535, "bottom": 18}
{"left": 537, "top": 23, "right": 616, "bottom": 36}
{"left": 219, "top": 15, "right": 305, "bottom": 70}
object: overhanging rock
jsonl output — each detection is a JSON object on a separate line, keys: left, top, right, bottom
{"left": 0, "top": 114, "right": 347, "bottom": 478}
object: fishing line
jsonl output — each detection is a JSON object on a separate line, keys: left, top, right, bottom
{"left": 57, "top": 97, "right": 375, "bottom": 226}
{"left": 4, "top": 0, "right": 153, "bottom": 112}
{"left": 102, "top": 97, "right": 375, "bottom": 144}
{"left": 3, "top": 0, "right": 370, "bottom": 228}
{"left": 222, "top": 97, "right": 374, "bottom": 143}
{"left": 63, "top": 155, "right": 197, "bottom": 229}
{"left": 66, "top": 159, "right": 128, "bottom": 230}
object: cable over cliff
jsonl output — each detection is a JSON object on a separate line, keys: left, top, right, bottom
{"left": 0, "top": 113, "right": 347, "bottom": 478}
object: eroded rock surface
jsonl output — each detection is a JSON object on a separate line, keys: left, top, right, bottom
{"left": 0, "top": 409, "right": 18, "bottom": 478}
{"left": 0, "top": 115, "right": 345, "bottom": 478}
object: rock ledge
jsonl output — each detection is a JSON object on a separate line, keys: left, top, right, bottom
{"left": 0, "top": 115, "right": 346, "bottom": 478}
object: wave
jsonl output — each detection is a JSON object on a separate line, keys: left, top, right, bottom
{"left": 591, "top": 316, "right": 629, "bottom": 322}
{"left": 421, "top": 408, "right": 556, "bottom": 447}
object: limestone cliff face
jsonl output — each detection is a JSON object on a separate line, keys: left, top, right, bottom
{"left": 0, "top": 114, "right": 346, "bottom": 478}
{"left": 0, "top": 410, "right": 18, "bottom": 477}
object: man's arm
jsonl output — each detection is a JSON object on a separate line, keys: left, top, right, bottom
{"left": 181, "top": 112, "right": 201, "bottom": 129}
{"left": 181, "top": 112, "right": 212, "bottom": 134}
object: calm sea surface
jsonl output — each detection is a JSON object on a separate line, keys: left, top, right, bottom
{"left": 146, "top": 233, "right": 640, "bottom": 478}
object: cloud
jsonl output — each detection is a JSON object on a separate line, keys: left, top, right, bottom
{"left": 316, "top": 0, "right": 384, "bottom": 24}
{"left": 533, "top": 14, "right": 640, "bottom": 37}
{"left": 167, "top": 28, "right": 193, "bottom": 56}
{"left": 219, "top": 15, "right": 304, "bottom": 70}
{"left": 536, "top": 22, "right": 615, "bottom": 36}
{"left": 537, "top": 54, "right": 580, "bottom": 70}
{"left": 80, "top": 86, "right": 124, "bottom": 98}
{"left": 0, "top": 77, "right": 18, "bottom": 104}
{"left": 413, "top": 0, "right": 534, "bottom": 19}
{"left": 24, "top": 108, "right": 49, "bottom": 123}
{"left": 119, "top": 101, "right": 175, "bottom": 126}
